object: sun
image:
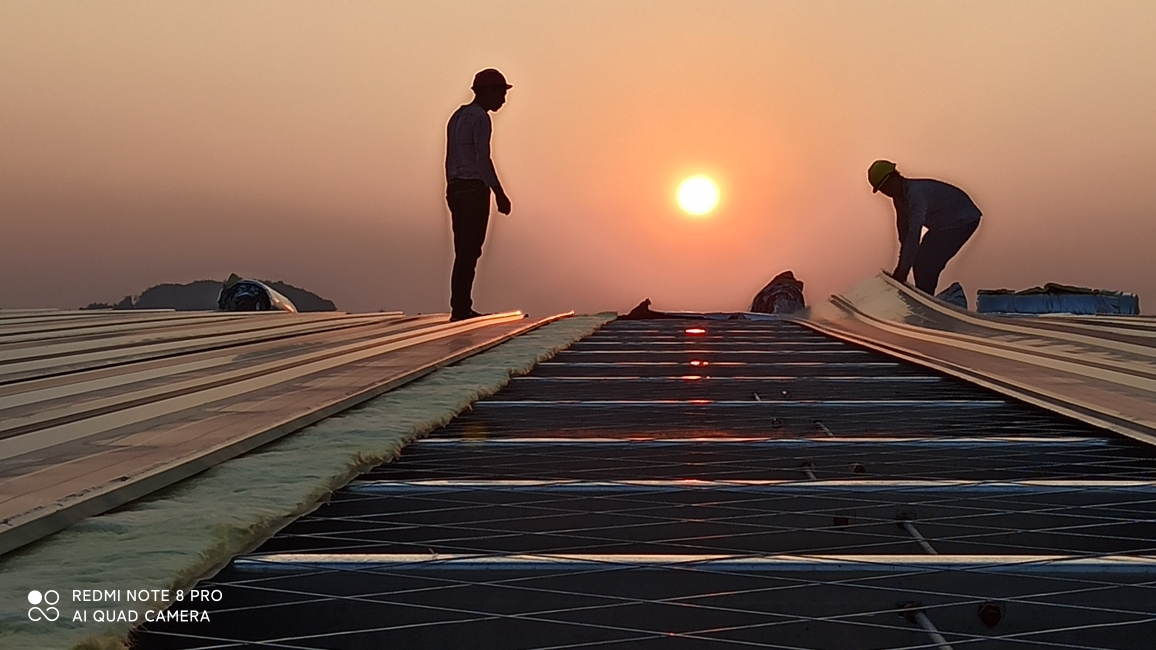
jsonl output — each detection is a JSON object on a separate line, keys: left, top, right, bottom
{"left": 677, "top": 175, "right": 719, "bottom": 216}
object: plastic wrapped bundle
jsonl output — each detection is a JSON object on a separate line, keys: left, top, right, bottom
{"left": 750, "top": 271, "right": 806, "bottom": 314}
{"left": 935, "top": 282, "right": 968, "bottom": 309}
{"left": 217, "top": 274, "right": 297, "bottom": 313}
{"left": 977, "top": 284, "right": 1139, "bottom": 315}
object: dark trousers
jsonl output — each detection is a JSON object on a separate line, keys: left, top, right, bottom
{"left": 913, "top": 218, "right": 980, "bottom": 294}
{"left": 446, "top": 180, "right": 491, "bottom": 316}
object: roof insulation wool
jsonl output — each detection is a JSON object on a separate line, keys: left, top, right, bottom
{"left": 0, "top": 314, "right": 614, "bottom": 650}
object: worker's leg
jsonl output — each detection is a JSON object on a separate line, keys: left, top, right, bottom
{"left": 912, "top": 219, "right": 980, "bottom": 294}
{"left": 447, "top": 181, "right": 491, "bottom": 317}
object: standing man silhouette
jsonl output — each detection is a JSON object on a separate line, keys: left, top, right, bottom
{"left": 444, "top": 68, "right": 513, "bottom": 321}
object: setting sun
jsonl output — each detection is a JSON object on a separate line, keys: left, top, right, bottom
{"left": 676, "top": 175, "right": 719, "bottom": 216}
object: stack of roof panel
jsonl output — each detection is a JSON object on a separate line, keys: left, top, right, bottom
{"left": 0, "top": 309, "right": 540, "bottom": 556}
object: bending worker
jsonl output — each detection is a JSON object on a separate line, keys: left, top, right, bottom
{"left": 868, "top": 160, "right": 981, "bottom": 295}
{"left": 444, "top": 68, "right": 513, "bottom": 321}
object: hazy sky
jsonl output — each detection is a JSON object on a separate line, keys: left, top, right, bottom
{"left": 3, "top": 1, "right": 1154, "bottom": 315}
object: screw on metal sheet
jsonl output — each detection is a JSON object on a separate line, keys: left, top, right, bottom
{"left": 977, "top": 602, "right": 1004, "bottom": 628}
{"left": 801, "top": 462, "right": 817, "bottom": 480}
{"left": 771, "top": 418, "right": 784, "bottom": 429}
{"left": 781, "top": 390, "right": 790, "bottom": 398}
{"left": 898, "top": 603, "right": 956, "bottom": 650}
{"left": 752, "top": 392, "right": 762, "bottom": 402}
{"left": 850, "top": 463, "right": 866, "bottom": 474}
{"left": 897, "top": 513, "right": 938, "bottom": 555}
{"left": 812, "top": 420, "right": 835, "bottom": 437}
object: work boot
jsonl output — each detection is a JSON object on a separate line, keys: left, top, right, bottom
{"left": 450, "top": 310, "right": 488, "bottom": 322}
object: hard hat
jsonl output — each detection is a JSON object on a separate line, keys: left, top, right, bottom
{"left": 868, "top": 160, "right": 897, "bottom": 193}
{"left": 472, "top": 68, "right": 512, "bottom": 90}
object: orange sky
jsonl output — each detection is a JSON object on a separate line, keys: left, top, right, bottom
{"left": 2, "top": 1, "right": 1155, "bottom": 315}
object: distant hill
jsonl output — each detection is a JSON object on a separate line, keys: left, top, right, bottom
{"left": 83, "top": 279, "right": 337, "bottom": 312}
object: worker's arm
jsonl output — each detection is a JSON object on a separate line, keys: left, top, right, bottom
{"left": 493, "top": 187, "right": 511, "bottom": 215}
{"left": 473, "top": 115, "right": 511, "bottom": 215}
{"left": 892, "top": 193, "right": 926, "bottom": 282}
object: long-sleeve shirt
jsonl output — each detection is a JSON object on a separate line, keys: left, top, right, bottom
{"left": 445, "top": 102, "right": 500, "bottom": 188}
{"left": 895, "top": 178, "right": 982, "bottom": 275}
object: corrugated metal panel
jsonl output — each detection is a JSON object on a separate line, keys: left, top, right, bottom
{"left": 812, "top": 273, "right": 1156, "bottom": 447}
{"left": 0, "top": 309, "right": 568, "bottom": 556}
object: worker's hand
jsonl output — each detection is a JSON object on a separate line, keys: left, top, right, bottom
{"left": 495, "top": 189, "right": 511, "bottom": 215}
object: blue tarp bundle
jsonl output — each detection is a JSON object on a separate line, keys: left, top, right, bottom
{"left": 977, "top": 284, "right": 1139, "bottom": 315}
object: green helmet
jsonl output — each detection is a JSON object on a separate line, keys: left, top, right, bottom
{"left": 868, "top": 160, "right": 897, "bottom": 193}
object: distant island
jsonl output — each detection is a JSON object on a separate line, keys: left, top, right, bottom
{"left": 83, "top": 280, "right": 337, "bottom": 312}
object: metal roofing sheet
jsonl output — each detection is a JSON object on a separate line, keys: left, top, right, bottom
{"left": 0, "top": 309, "right": 564, "bottom": 556}
{"left": 810, "top": 273, "right": 1156, "bottom": 448}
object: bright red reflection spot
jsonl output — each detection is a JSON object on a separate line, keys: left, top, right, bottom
{"left": 685, "top": 328, "right": 707, "bottom": 335}
{"left": 679, "top": 375, "right": 703, "bottom": 381}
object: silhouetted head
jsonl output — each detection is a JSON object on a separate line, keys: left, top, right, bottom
{"left": 472, "top": 68, "right": 511, "bottom": 112}
{"left": 868, "top": 160, "right": 904, "bottom": 198}
{"left": 877, "top": 171, "right": 904, "bottom": 198}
